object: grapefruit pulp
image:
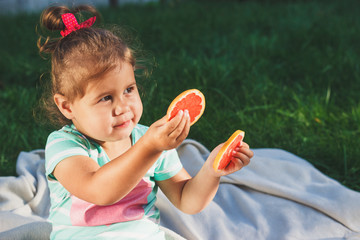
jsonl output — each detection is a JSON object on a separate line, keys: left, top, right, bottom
{"left": 167, "top": 89, "right": 205, "bottom": 126}
{"left": 213, "top": 130, "right": 245, "bottom": 171}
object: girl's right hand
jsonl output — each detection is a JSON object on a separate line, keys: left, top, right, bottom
{"left": 143, "top": 110, "right": 190, "bottom": 152}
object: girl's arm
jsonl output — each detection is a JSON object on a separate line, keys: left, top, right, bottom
{"left": 53, "top": 111, "right": 190, "bottom": 206}
{"left": 157, "top": 142, "right": 253, "bottom": 214}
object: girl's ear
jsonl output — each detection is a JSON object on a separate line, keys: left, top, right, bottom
{"left": 54, "top": 94, "right": 74, "bottom": 120}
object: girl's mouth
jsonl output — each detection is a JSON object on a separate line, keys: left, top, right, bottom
{"left": 114, "top": 120, "right": 131, "bottom": 128}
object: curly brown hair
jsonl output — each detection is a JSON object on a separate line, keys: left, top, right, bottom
{"left": 37, "top": 5, "right": 139, "bottom": 127}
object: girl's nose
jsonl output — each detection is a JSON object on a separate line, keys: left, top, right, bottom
{"left": 114, "top": 102, "right": 130, "bottom": 116}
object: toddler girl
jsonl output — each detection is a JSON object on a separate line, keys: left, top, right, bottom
{"left": 38, "top": 5, "right": 253, "bottom": 240}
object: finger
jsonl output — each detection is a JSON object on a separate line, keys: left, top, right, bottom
{"left": 236, "top": 146, "right": 252, "bottom": 154}
{"left": 223, "top": 157, "right": 244, "bottom": 174}
{"left": 232, "top": 152, "right": 251, "bottom": 166}
{"left": 235, "top": 144, "right": 253, "bottom": 158}
{"left": 166, "top": 110, "right": 184, "bottom": 132}
{"left": 169, "top": 110, "right": 188, "bottom": 138}
{"left": 176, "top": 111, "right": 191, "bottom": 142}
{"left": 175, "top": 110, "right": 188, "bottom": 132}
{"left": 241, "top": 147, "right": 254, "bottom": 159}
{"left": 233, "top": 148, "right": 252, "bottom": 160}
{"left": 231, "top": 157, "right": 245, "bottom": 169}
{"left": 239, "top": 141, "right": 250, "bottom": 149}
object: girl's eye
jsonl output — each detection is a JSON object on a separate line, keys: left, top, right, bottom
{"left": 124, "top": 86, "right": 135, "bottom": 94}
{"left": 100, "top": 95, "right": 112, "bottom": 102}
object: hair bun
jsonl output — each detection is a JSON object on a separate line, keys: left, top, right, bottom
{"left": 40, "top": 6, "right": 70, "bottom": 31}
{"left": 37, "top": 5, "right": 100, "bottom": 55}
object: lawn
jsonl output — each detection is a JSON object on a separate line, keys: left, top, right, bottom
{"left": 0, "top": 0, "right": 359, "bottom": 191}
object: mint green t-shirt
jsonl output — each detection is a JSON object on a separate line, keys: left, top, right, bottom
{"left": 45, "top": 124, "right": 183, "bottom": 240}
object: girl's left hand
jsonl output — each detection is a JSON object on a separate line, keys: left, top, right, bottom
{"left": 207, "top": 142, "right": 253, "bottom": 177}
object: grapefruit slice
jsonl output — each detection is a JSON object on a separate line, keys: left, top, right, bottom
{"left": 167, "top": 89, "right": 205, "bottom": 126}
{"left": 213, "top": 130, "right": 245, "bottom": 171}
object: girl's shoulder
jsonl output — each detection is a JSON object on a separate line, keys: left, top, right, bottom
{"left": 46, "top": 124, "right": 91, "bottom": 148}
{"left": 45, "top": 125, "right": 94, "bottom": 177}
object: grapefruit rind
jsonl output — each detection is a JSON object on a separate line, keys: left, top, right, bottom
{"left": 166, "top": 89, "right": 205, "bottom": 126}
{"left": 213, "top": 130, "right": 245, "bottom": 171}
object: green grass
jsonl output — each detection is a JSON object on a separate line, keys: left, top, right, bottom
{"left": 0, "top": 0, "right": 359, "bottom": 191}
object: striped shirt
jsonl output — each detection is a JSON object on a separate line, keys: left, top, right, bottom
{"left": 45, "top": 124, "right": 183, "bottom": 240}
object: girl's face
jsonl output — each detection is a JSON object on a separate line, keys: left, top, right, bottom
{"left": 68, "top": 62, "right": 143, "bottom": 145}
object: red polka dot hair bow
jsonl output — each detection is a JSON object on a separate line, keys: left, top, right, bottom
{"left": 60, "top": 13, "right": 96, "bottom": 37}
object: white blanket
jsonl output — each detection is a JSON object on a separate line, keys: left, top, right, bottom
{"left": 1, "top": 140, "right": 360, "bottom": 239}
